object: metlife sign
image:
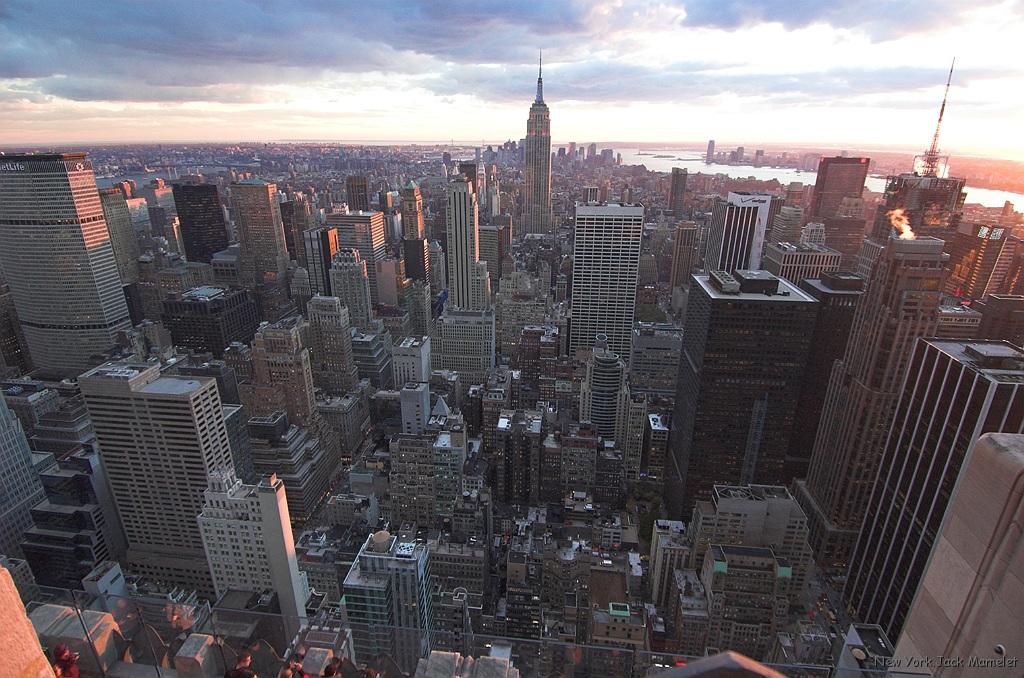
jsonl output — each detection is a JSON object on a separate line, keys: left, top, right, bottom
{"left": 0, "top": 162, "right": 27, "bottom": 171}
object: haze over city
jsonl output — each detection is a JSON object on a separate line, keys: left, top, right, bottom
{"left": 2, "top": 0, "right": 1023, "bottom": 158}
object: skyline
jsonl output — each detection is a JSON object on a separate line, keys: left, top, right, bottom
{"left": 2, "top": 1, "right": 1023, "bottom": 159}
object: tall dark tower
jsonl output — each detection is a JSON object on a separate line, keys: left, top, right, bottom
{"left": 523, "top": 53, "right": 552, "bottom": 239}
{"left": 809, "top": 157, "right": 868, "bottom": 222}
{"left": 794, "top": 237, "right": 949, "bottom": 568}
{"left": 868, "top": 61, "right": 966, "bottom": 246}
{"left": 668, "top": 167, "right": 688, "bottom": 216}
{"left": 172, "top": 183, "right": 229, "bottom": 264}
{"left": 346, "top": 175, "right": 371, "bottom": 212}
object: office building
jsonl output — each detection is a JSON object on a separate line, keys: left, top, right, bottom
{"left": 822, "top": 215, "right": 867, "bottom": 271}
{"left": 79, "top": 363, "right": 233, "bottom": 596}
{"left": 246, "top": 316, "right": 316, "bottom": 427}
{"left": 247, "top": 412, "right": 330, "bottom": 527}
{"left": 303, "top": 226, "right": 340, "bottom": 297}
{"left": 705, "top": 192, "right": 773, "bottom": 273}
{"left": 687, "top": 484, "right": 812, "bottom": 607}
{"left": 700, "top": 545, "right": 790, "bottom": 661}
{"left": 161, "top": 286, "right": 260, "bottom": 357}
{"left": 307, "top": 296, "right": 359, "bottom": 396}
{"left": 329, "top": 249, "right": 374, "bottom": 329}
{"left": 944, "top": 222, "right": 1012, "bottom": 300}
{"left": 0, "top": 396, "right": 44, "bottom": 559}
{"left": 346, "top": 175, "right": 371, "bottom": 212}
{"left": 198, "top": 469, "right": 309, "bottom": 639}
{"left": 343, "top": 530, "right": 434, "bottom": 673}
{"left": 668, "top": 167, "right": 687, "bottom": 216}
{"left": 99, "top": 189, "right": 141, "bottom": 285}
{"left": 0, "top": 282, "right": 33, "bottom": 374}
{"left": 478, "top": 222, "right": 510, "bottom": 290}
{"left": 445, "top": 176, "right": 491, "bottom": 310}
{"left": 896, "top": 432, "right": 1024, "bottom": 677}
{"left": 788, "top": 273, "right": 864, "bottom": 477}
{"left": 669, "top": 222, "right": 698, "bottom": 291}
{"left": 579, "top": 337, "right": 629, "bottom": 441}
{"left": 810, "top": 157, "right": 869, "bottom": 222}
{"left": 671, "top": 270, "right": 817, "bottom": 513}
{"left": 847, "top": 340, "right": 1024, "bottom": 641}
{"left": 629, "top": 323, "right": 683, "bottom": 396}
{"left": 522, "top": 59, "right": 552, "bottom": 238}
{"left": 432, "top": 308, "right": 495, "bottom": 392}
{"left": 769, "top": 206, "right": 804, "bottom": 245}
{"left": 0, "top": 153, "right": 132, "bottom": 371}
{"left": 330, "top": 211, "right": 387, "bottom": 305}
{"left": 761, "top": 242, "right": 842, "bottom": 286}
{"left": 569, "top": 202, "right": 644, "bottom": 358}
{"left": 869, "top": 173, "right": 966, "bottom": 243}
{"left": 21, "top": 445, "right": 126, "bottom": 589}
{"left": 795, "top": 237, "right": 949, "bottom": 567}
{"left": 279, "top": 196, "right": 313, "bottom": 266}
{"left": 230, "top": 180, "right": 290, "bottom": 287}
{"left": 974, "top": 294, "right": 1024, "bottom": 344}
{"left": 393, "top": 335, "right": 431, "bottom": 384}
{"left": 172, "top": 183, "right": 229, "bottom": 264}
{"left": 351, "top": 322, "right": 395, "bottom": 390}
{"left": 648, "top": 519, "right": 691, "bottom": 608}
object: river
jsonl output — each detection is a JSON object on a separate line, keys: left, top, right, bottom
{"left": 617, "top": 148, "right": 1022, "bottom": 210}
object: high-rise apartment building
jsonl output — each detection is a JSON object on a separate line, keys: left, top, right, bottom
{"left": 671, "top": 270, "right": 817, "bottom": 513}
{"left": 198, "top": 469, "right": 309, "bottom": 638}
{"left": 522, "top": 59, "right": 552, "bottom": 238}
{"left": 172, "top": 183, "right": 229, "bottom": 264}
{"left": 569, "top": 202, "right": 644, "bottom": 358}
{"left": 343, "top": 530, "right": 434, "bottom": 673}
{"left": 668, "top": 167, "right": 688, "bottom": 216}
{"left": 230, "top": 180, "right": 290, "bottom": 288}
{"left": 99, "top": 188, "right": 141, "bottom": 285}
{"left": 79, "top": 363, "right": 233, "bottom": 596}
{"left": 810, "top": 157, "right": 869, "bottom": 222}
{"left": 0, "top": 396, "right": 44, "bottom": 559}
{"left": 847, "top": 340, "right": 1024, "bottom": 640}
{"left": 346, "top": 175, "right": 371, "bottom": 212}
{"left": 329, "top": 211, "right": 387, "bottom": 305}
{"left": 795, "top": 237, "right": 949, "bottom": 567}
{"left": 705, "top": 192, "right": 773, "bottom": 273}
{"left": 445, "top": 176, "right": 491, "bottom": 310}
{"left": 0, "top": 153, "right": 132, "bottom": 371}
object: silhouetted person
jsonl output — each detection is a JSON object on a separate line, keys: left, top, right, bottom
{"left": 226, "top": 649, "right": 257, "bottom": 678}
{"left": 52, "top": 644, "right": 80, "bottom": 678}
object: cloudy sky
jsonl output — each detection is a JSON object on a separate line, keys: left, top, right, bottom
{"left": 2, "top": 0, "right": 1022, "bottom": 158}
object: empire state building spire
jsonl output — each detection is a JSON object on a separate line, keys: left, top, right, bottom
{"left": 536, "top": 51, "right": 544, "bottom": 103}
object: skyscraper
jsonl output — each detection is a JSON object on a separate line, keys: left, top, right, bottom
{"left": 569, "top": 201, "right": 644, "bottom": 358}
{"left": 668, "top": 167, "right": 688, "bottom": 216}
{"left": 230, "top": 180, "right": 290, "bottom": 287}
{"left": 79, "top": 363, "right": 233, "bottom": 596}
{"left": 99, "top": 188, "right": 141, "bottom": 285}
{"left": 669, "top": 222, "right": 698, "bottom": 291}
{"left": 0, "top": 396, "right": 44, "bottom": 559}
{"left": 522, "top": 56, "right": 552, "bottom": 238}
{"left": 706, "top": 140, "right": 715, "bottom": 164}
{"left": 330, "top": 211, "right": 387, "bottom": 305}
{"left": 302, "top": 226, "right": 340, "bottom": 297}
{"left": 705, "top": 192, "right": 773, "bottom": 273}
{"left": 307, "top": 295, "right": 359, "bottom": 396}
{"left": 809, "top": 157, "right": 869, "bottom": 222}
{"left": 198, "top": 469, "right": 309, "bottom": 639}
{"left": 172, "top": 183, "right": 229, "bottom": 264}
{"left": 671, "top": 270, "right": 817, "bottom": 513}
{"left": 401, "top": 181, "right": 430, "bottom": 285}
{"left": 846, "top": 340, "right": 1024, "bottom": 640}
{"left": 330, "top": 249, "right": 374, "bottom": 329}
{"left": 0, "top": 153, "right": 132, "bottom": 372}
{"left": 346, "top": 175, "right": 371, "bottom": 212}
{"left": 343, "top": 530, "right": 434, "bottom": 673}
{"left": 794, "top": 237, "right": 949, "bottom": 567}
{"left": 445, "top": 176, "right": 491, "bottom": 310}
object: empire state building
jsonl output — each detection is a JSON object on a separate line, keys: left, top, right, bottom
{"left": 523, "top": 55, "right": 552, "bottom": 238}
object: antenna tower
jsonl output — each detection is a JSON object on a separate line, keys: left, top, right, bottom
{"left": 921, "top": 59, "right": 955, "bottom": 178}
